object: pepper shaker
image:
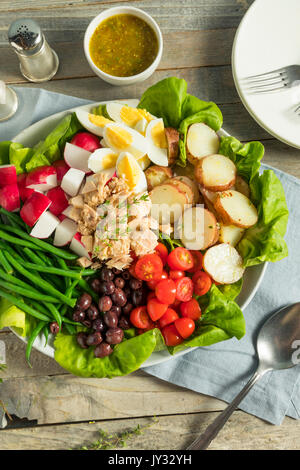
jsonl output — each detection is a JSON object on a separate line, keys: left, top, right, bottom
{"left": 8, "top": 18, "right": 59, "bottom": 83}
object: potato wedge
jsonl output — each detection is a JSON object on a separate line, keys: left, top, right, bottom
{"left": 179, "top": 206, "right": 218, "bottom": 250}
{"left": 150, "top": 182, "right": 189, "bottom": 224}
{"left": 165, "top": 127, "right": 179, "bottom": 166}
{"left": 171, "top": 175, "right": 200, "bottom": 204}
{"left": 218, "top": 223, "right": 245, "bottom": 247}
{"left": 203, "top": 243, "right": 245, "bottom": 284}
{"left": 214, "top": 190, "right": 258, "bottom": 228}
{"left": 195, "top": 154, "right": 236, "bottom": 191}
{"left": 166, "top": 177, "right": 195, "bottom": 205}
{"left": 186, "top": 122, "right": 219, "bottom": 165}
{"left": 145, "top": 165, "right": 173, "bottom": 191}
{"left": 235, "top": 175, "right": 250, "bottom": 198}
{"left": 198, "top": 185, "right": 219, "bottom": 215}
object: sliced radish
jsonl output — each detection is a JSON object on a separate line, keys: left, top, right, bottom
{"left": 61, "top": 168, "right": 85, "bottom": 197}
{"left": 52, "top": 159, "right": 70, "bottom": 183}
{"left": 203, "top": 243, "right": 245, "bottom": 284}
{"left": 186, "top": 123, "right": 219, "bottom": 164}
{"left": 64, "top": 142, "right": 92, "bottom": 173}
{"left": 26, "top": 165, "right": 57, "bottom": 191}
{"left": 71, "top": 132, "right": 101, "bottom": 152}
{"left": 179, "top": 206, "right": 218, "bottom": 250}
{"left": 20, "top": 192, "right": 51, "bottom": 227}
{"left": 0, "top": 165, "right": 17, "bottom": 186}
{"left": 30, "top": 211, "right": 60, "bottom": 239}
{"left": 70, "top": 232, "right": 91, "bottom": 259}
{"left": 17, "top": 173, "right": 34, "bottom": 202}
{"left": 0, "top": 183, "right": 20, "bottom": 212}
{"left": 214, "top": 190, "right": 258, "bottom": 228}
{"left": 47, "top": 186, "right": 69, "bottom": 216}
{"left": 53, "top": 217, "right": 78, "bottom": 246}
{"left": 195, "top": 154, "right": 236, "bottom": 191}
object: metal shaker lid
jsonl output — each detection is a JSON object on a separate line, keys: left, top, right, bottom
{"left": 8, "top": 18, "right": 44, "bottom": 56}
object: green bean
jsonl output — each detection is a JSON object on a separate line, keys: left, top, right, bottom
{"left": 64, "top": 323, "right": 76, "bottom": 335}
{"left": 26, "top": 321, "right": 48, "bottom": 366}
{"left": 45, "top": 302, "right": 62, "bottom": 329}
{"left": 0, "top": 279, "right": 61, "bottom": 303}
{"left": 0, "top": 289, "right": 50, "bottom": 322}
{"left": 23, "top": 247, "right": 48, "bottom": 266}
{"left": 0, "top": 229, "right": 44, "bottom": 251}
{"left": 0, "top": 224, "right": 77, "bottom": 260}
{"left": 0, "top": 267, "right": 45, "bottom": 294}
{"left": 61, "top": 316, "right": 79, "bottom": 326}
{"left": 0, "top": 240, "right": 24, "bottom": 262}
{"left": 0, "top": 251, "right": 13, "bottom": 274}
{"left": 0, "top": 208, "right": 26, "bottom": 228}
{"left": 17, "top": 260, "right": 82, "bottom": 279}
{"left": 4, "top": 252, "right": 76, "bottom": 307}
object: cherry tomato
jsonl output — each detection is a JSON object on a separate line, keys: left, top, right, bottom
{"left": 155, "top": 242, "right": 169, "bottom": 265}
{"left": 147, "top": 291, "right": 156, "bottom": 302}
{"left": 169, "top": 270, "right": 185, "bottom": 280}
{"left": 192, "top": 271, "right": 212, "bottom": 296}
{"left": 135, "top": 254, "right": 163, "bottom": 281}
{"left": 186, "top": 251, "right": 203, "bottom": 273}
{"left": 137, "top": 321, "right": 157, "bottom": 335}
{"left": 175, "top": 276, "right": 194, "bottom": 302}
{"left": 159, "top": 308, "right": 179, "bottom": 328}
{"left": 167, "top": 247, "right": 194, "bottom": 271}
{"left": 162, "top": 323, "right": 183, "bottom": 346}
{"left": 155, "top": 279, "right": 176, "bottom": 305}
{"left": 147, "top": 270, "right": 168, "bottom": 290}
{"left": 147, "top": 297, "right": 168, "bottom": 321}
{"left": 174, "top": 317, "right": 195, "bottom": 339}
{"left": 180, "top": 298, "right": 202, "bottom": 320}
{"left": 130, "top": 306, "right": 152, "bottom": 329}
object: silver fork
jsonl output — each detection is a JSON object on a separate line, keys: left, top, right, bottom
{"left": 240, "top": 64, "right": 300, "bottom": 94}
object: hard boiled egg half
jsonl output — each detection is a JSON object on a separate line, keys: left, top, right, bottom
{"left": 76, "top": 109, "right": 114, "bottom": 137}
{"left": 145, "top": 118, "right": 169, "bottom": 166}
{"left": 88, "top": 148, "right": 119, "bottom": 173}
{"left": 103, "top": 123, "right": 148, "bottom": 160}
{"left": 105, "top": 102, "right": 154, "bottom": 131}
{"left": 116, "top": 152, "right": 147, "bottom": 194}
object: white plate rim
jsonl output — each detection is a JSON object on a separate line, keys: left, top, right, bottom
{"left": 231, "top": 0, "right": 300, "bottom": 149}
{"left": 10, "top": 99, "right": 267, "bottom": 368}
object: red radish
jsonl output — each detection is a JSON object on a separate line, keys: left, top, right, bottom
{"left": 0, "top": 183, "right": 20, "bottom": 212}
{"left": 20, "top": 192, "right": 51, "bottom": 227}
{"left": 17, "top": 173, "right": 34, "bottom": 202}
{"left": 46, "top": 187, "right": 69, "bottom": 216}
{"left": 71, "top": 132, "right": 101, "bottom": 152}
{"left": 64, "top": 142, "right": 92, "bottom": 173}
{"left": 26, "top": 165, "right": 57, "bottom": 191}
{"left": 30, "top": 211, "right": 60, "bottom": 239}
{"left": 61, "top": 168, "right": 85, "bottom": 197}
{"left": 58, "top": 214, "right": 66, "bottom": 222}
{"left": 0, "top": 165, "right": 17, "bottom": 186}
{"left": 53, "top": 217, "right": 78, "bottom": 246}
{"left": 70, "top": 232, "right": 91, "bottom": 259}
{"left": 52, "top": 159, "right": 69, "bottom": 183}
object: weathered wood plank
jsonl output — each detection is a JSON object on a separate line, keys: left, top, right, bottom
{"left": 0, "top": 29, "right": 236, "bottom": 83}
{"left": 0, "top": 412, "right": 298, "bottom": 450}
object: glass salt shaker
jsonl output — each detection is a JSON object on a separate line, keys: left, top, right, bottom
{"left": 0, "top": 81, "right": 18, "bottom": 122}
{"left": 8, "top": 18, "right": 59, "bottom": 83}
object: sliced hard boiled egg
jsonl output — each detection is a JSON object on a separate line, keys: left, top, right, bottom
{"left": 76, "top": 109, "right": 114, "bottom": 137}
{"left": 136, "top": 154, "right": 151, "bottom": 171}
{"left": 103, "top": 123, "right": 148, "bottom": 159}
{"left": 116, "top": 152, "right": 147, "bottom": 194}
{"left": 88, "top": 148, "right": 119, "bottom": 173}
{"left": 106, "top": 102, "right": 154, "bottom": 128}
{"left": 134, "top": 117, "right": 148, "bottom": 136}
{"left": 145, "top": 118, "right": 168, "bottom": 166}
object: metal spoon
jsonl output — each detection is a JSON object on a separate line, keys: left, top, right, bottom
{"left": 187, "top": 302, "right": 300, "bottom": 450}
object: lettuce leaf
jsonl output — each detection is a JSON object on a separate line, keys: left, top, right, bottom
{"left": 54, "top": 328, "right": 164, "bottom": 378}
{"left": 219, "top": 136, "right": 289, "bottom": 266}
{"left": 0, "top": 298, "right": 36, "bottom": 337}
{"left": 0, "top": 141, "right": 11, "bottom": 165}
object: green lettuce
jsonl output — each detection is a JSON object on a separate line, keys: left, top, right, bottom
{"left": 0, "top": 298, "right": 36, "bottom": 337}
{"left": 137, "top": 77, "right": 223, "bottom": 167}
{"left": 0, "top": 141, "right": 11, "bottom": 165}
{"left": 9, "top": 143, "right": 34, "bottom": 174}
{"left": 54, "top": 328, "right": 164, "bottom": 378}
{"left": 219, "top": 136, "right": 289, "bottom": 266}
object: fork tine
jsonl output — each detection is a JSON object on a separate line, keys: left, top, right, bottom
{"left": 244, "top": 79, "right": 287, "bottom": 91}
{"left": 240, "top": 67, "right": 286, "bottom": 81}
{"left": 245, "top": 85, "right": 288, "bottom": 95}
{"left": 241, "top": 73, "right": 287, "bottom": 85}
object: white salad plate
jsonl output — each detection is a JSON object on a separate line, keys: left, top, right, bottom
{"left": 11, "top": 99, "right": 267, "bottom": 367}
{"left": 232, "top": 0, "right": 300, "bottom": 148}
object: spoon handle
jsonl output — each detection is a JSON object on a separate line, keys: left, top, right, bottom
{"left": 187, "top": 368, "right": 266, "bottom": 450}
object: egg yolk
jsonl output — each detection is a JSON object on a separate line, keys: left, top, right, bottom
{"left": 120, "top": 106, "right": 146, "bottom": 127}
{"left": 151, "top": 121, "right": 167, "bottom": 148}
{"left": 101, "top": 152, "right": 118, "bottom": 169}
{"left": 88, "top": 114, "right": 113, "bottom": 127}
{"left": 117, "top": 154, "right": 139, "bottom": 190}
{"left": 106, "top": 126, "right": 133, "bottom": 150}
{"left": 137, "top": 108, "right": 153, "bottom": 122}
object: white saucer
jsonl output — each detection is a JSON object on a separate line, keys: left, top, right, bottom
{"left": 232, "top": 0, "right": 300, "bottom": 148}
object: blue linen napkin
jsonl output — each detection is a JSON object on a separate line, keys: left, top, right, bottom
{"left": 1, "top": 86, "right": 299, "bottom": 425}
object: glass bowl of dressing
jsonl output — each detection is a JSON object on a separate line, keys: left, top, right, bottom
{"left": 84, "top": 6, "right": 163, "bottom": 86}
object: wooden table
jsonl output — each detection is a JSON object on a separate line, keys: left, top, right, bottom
{"left": 0, "top": 0, "right": 299, "bottom": 451}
